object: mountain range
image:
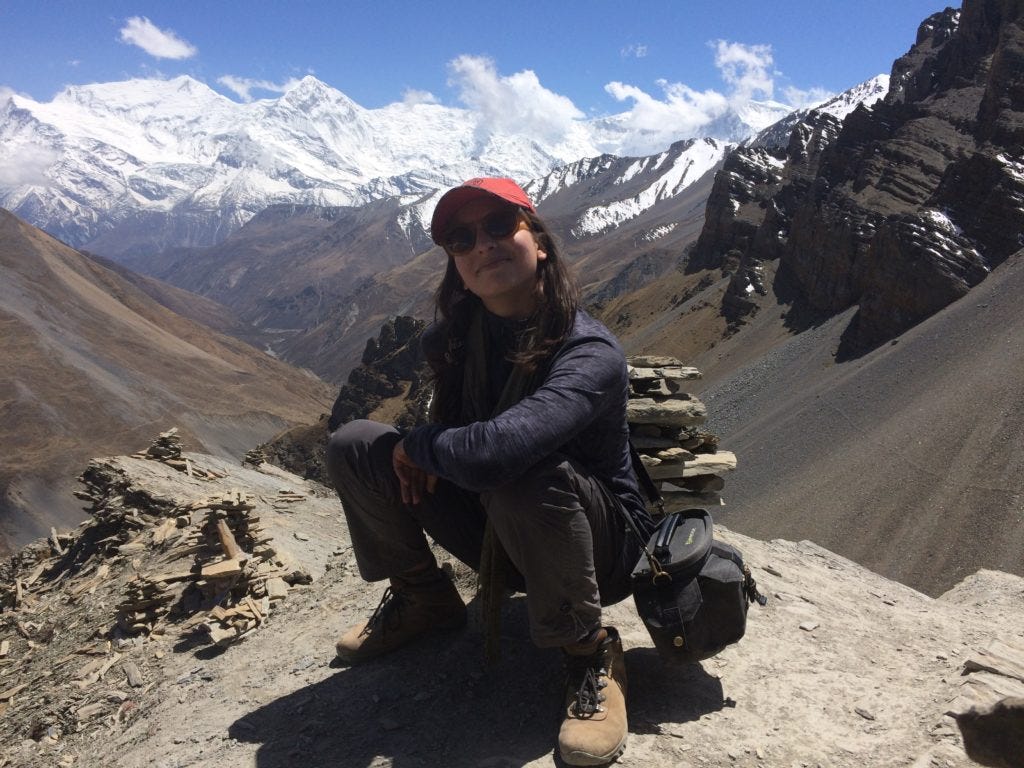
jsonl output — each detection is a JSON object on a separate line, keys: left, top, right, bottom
{"left": 0, "top": 73, "right": 794, "bottom": 260}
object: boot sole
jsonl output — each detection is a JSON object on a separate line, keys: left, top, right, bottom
{"left": 560, "top": 735, "right": 627, "bottom": 766}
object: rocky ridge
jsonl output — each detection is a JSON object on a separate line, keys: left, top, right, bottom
{"left": 686, "top": 0, "right": 1024, "bottom": 354}
{"left": 1, "top": 442, "right": 1022, "bottom": 767}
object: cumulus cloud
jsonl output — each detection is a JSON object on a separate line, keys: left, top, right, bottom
{"left": 605, "top": 79, "right": 730, "bottom": 139}
{"left": 0, "top": 144, "right": 59, "bottom": 187}
{"left": 217, "top": 75, "right": 301, "bottom": 102}
{"left": 601, "top": 39, "right": 835, "bottom": 153}
{"left": 119, "top": 17, "right": 197, "bottom": 60}
{"left": 712, "top": 40, "right": 774, "bottom": 103}
{"left": 447, "top": 55, "right": 584, "bottom": 144}
{"left": 439, "top": 43, "right": 830, "bottom": 157}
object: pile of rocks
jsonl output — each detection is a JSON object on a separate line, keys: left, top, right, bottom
{"left": 141, "top": 428, "right": 182, "bottom": 461}
{"left": 108, "top": 487, "right": 312, "bottom": 648}
{"left": 133, "top": 428, "right": 223, "bottom": 480}
{"left": 242, "top": 447, "right": 266, "bottom": 467}
{"left": 25, "top": 432, "right": 319, "bottom": 650}
{"left": 116, "top": 578, "right": 174, "bottom": 635}
{"left": 626, "top": 355, "right": 737, "bottom": 514}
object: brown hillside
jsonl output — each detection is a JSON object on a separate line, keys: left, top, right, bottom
{"left": 691, "top": 249, "right": 1024, "bottom": 596}
{"left": 0, "top": 209, "right": 334, "bottom": 554}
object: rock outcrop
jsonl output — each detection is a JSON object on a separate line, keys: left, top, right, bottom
{"left": 688, "top": 0, "right": 1024, "bottom": 353}
{"left": 259, "top": 315, "right": 430, "bottom": 486}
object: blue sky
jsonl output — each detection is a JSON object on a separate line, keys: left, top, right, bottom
{"left": 2, "top": 1, "right": 949, "bottom": 114}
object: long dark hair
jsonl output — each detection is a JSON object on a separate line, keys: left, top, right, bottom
{"left": 434, "top": 208, "right": 578, "bottom": 373}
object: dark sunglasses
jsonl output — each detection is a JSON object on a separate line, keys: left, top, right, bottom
{"left": 442, "top": 207, "right": 527, "bottom": 255}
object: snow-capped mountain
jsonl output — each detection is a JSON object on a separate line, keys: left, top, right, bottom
{"left": 0, "top": 74, "right": 792, "bottom": 257}
{"left": 526, "top": 138, "right": 728, "bottom": 238}
{"left": 750, "top": 74, "right": 889, "bottom": 150}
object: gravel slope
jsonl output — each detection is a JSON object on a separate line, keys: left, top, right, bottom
{"left": 699, "top": 251, "right": 1024, "bottom": 595}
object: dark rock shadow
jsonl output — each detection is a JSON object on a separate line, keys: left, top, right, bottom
{"left": 834, "top": 308, "right": 889, "bottom": 363}
{"left": 772, "top": 262, "right": 833, "bottom": 336}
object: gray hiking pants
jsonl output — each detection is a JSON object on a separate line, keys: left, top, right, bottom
{"left": 326, "top": 419, "right": 637, "bottom": 648}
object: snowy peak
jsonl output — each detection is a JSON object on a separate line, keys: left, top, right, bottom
{"left": 814, "top": 74, "right": 890, "bottom": 121}
{"left": 571, "top": 138, "right": 729, "bottom": 238}
{"left": 54, "top": 76, "right": 229, "bottom": 118}
{"left": 524, "top": 138, "right": 729, "bottom": 240}
{"left": 749, "top": 74, "right": 890, "bottom": 150}
{"left": 277, "top": 75, "right": 361, "bottom": 117}
{"left": 1, "top": 73, "right": 804, "bottom": 257}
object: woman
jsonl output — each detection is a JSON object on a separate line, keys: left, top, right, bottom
{"left": 326, "top": 177, "right": 653, "bottom": 766}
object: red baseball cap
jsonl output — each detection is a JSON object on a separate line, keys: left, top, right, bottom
{"left": 430, "top": 177, "right": 536, "bottom": 244}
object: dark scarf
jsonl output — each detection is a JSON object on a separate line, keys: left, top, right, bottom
{"left": 433, "top": 303, "right": 546, "bottom": 661}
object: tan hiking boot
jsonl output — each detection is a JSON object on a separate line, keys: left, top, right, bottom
{"left": 557, "top": 627, "right": 628, "bottom": 766}
{"left": 335, "top": 574, "right": 466, "bottom": 663}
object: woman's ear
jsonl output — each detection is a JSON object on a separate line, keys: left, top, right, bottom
{"left": 534, "top": 233, "right": 548, "bottom": 262}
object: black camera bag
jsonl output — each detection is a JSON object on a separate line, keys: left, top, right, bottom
{"left": 629, "top": 508, "right": 763, "bottom": 663}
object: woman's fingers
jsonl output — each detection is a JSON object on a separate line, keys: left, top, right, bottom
{"left": 393, "top": 439, "right": 436, "bottom": 505}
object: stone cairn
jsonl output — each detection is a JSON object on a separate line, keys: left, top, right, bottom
{"left": 242, "top": 447, "right": 266, "bottom": 468}
{"left": 133, "top": 428, "right": 222, "bottom": 480}
{"left": 626, "top": 355, "right": 736, "bottom": 516}
{"left": 114, "top": 488, "right": 309, "bottom": 647}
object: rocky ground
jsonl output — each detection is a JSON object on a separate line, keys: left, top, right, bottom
{"left": 2, "top": 451, "right": 1021, "bottom": 768}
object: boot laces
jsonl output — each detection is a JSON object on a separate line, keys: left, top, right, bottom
{"left": 360, "top": 586, "right": 406, "bottom": 638}
{"left": 566, "top": 653, "right": 609, "bottom": 717}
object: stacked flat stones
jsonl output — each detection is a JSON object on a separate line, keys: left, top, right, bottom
{"left": 107, "top": 487, "right": 309, "bottom": 645}
{"left": 626, "top": 355, "right": 736, "bottom": 515}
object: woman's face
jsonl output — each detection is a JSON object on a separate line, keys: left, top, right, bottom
{"left": 447, "top": 197, "right": 547, "bottom": 319}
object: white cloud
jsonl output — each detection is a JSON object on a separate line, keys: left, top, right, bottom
{"left": 711, "top": 40, "right": 775, "bottom": 103}
{"left": 601, "top": 39, "right": 835, "bottom": 153}
{"left": 602, "top": 79, "right": 730, "bottom": 154}
{"left": 119, "top": 17, "right": 197, "bottom": 60}
{"left": 217, "top": 75, "right": 301, "bottom": 102}
{"left": 782, "top": 85, "right": 833, "bottom": 110}
{"left": 447, "top": 55, "right": 584, "bottom": 144}
{"left": 0, "top": 144, "right": 59, "bottom": 187}
{"left": 621, "top": 44, "right": 649, "bottom": 59}
{"left": 402, "top": 88, "right": 439, "bottom": 106}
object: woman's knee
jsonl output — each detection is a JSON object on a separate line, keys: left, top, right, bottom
{"left": 483, "top": 453, "right": 579, "bottom": 525}
{"left": 325, "top": 420, "right": 399, "bottom": 488}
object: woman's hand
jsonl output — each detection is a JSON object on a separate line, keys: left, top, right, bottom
{"left": 392, "top": 438, "right": 437, "bottom": 505}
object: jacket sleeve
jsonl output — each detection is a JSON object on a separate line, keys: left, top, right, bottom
{"left": 402, "top": 334, "right": 625, "bottom": 491}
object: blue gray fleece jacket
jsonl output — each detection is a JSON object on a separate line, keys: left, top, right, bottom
{"left": 403, "top": 309, "right": 651, "bottom": 531}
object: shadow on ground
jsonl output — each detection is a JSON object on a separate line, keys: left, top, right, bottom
{"left": 230, "top": 600, "right": 726, "bottom": 767}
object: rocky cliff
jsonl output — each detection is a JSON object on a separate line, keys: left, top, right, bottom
{"left": 688, "top": 0, "right": 1024, "bottom": 354}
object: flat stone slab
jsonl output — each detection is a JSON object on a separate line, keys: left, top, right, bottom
{"left": 627, "top": 396, "right": 707, "bottom": 427}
